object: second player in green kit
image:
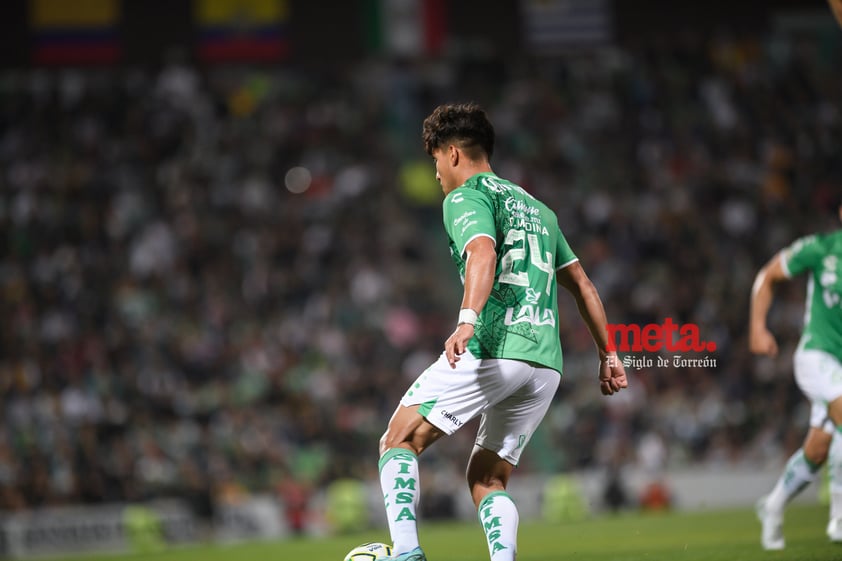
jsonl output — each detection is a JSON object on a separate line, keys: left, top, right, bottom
{"left": 751, "top": 202, "right": 842, "bottom": 550}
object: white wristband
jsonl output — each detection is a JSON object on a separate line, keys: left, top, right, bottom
{"left": 458, "top": 308, "right": 478, "bottom": 326}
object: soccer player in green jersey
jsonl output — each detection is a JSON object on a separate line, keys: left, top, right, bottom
{"left": 376, "top": 103, "right": 628, "bottom": 561}
{"left": 751, "top": 201, "right": 842, "bottom": 550}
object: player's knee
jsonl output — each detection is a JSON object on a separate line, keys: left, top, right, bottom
{"left": 805, "top": 447, "right": 829, "bottom": 466}
{"left": 379, "top": 430, "right": 396, "bottom": 456}
{"left": 804, "top": 435, "right": 831, "bottom": 465}
{"left": 379, "top": 429, "right": 417, "bottom": 456}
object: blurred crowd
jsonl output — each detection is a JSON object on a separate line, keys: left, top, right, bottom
{"left": 1, "top": 29, "right": 841, "bottom": 519}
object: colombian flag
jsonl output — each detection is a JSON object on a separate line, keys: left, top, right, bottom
{"left": 30, "top": 0, "right": 121, "bottom": 65}
{"left": 195, "top": 0, "right": 289, "bottom": 62}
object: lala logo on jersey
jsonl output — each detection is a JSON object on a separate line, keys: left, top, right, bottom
{"left": 504, "top": 289, "right": 556, "bottom": 327}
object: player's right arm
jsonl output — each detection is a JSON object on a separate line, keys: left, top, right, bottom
{"left": 830, "top": 0, "right": 842, "bottom": 28}
{"left": 444, "top": 235, "right": 496, "bottom": 368}
{"left": 749, "top": 252, "right": 788, "bottom": 356}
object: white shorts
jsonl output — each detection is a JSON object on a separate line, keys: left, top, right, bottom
{"left": 794, "top": 349, "right": 842, "bottom": 432}
{"left": 399, "top": 349, "right": 560, "bottom": 466}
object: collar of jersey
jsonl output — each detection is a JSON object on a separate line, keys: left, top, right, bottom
{"left": 461, "top": 171, "right": 498, "bottom": 188}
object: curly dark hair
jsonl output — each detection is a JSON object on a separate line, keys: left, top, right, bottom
{"left": 422, "top": 102, "right": 495, "bottom": 160}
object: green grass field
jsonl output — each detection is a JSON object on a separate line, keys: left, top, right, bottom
{"left": 56, "top": 503, "right": 839, "bottom": 561}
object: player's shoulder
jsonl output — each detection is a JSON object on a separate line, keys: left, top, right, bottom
{"left": 444, "top": 184, "right": 486, "bottom": 207}
{"left": 822, "top": 229, "right": 842, "bottom": 255}
{"left": 466, "top": 173, "right": 547, "bottom": 205}
{"left": 826, "top": 228, "right": 842, "bottom": 244}
{"left": 445, "top": 173, "right": 499, "bottom": 204}
{"left": 788, "top": 233, "right": 820, "bottom": 252}
{"left": 801, "top": 229, "right": 842, "bottom": 251}
{"left": 785, "top": 230, "right": 842, "bottom": 261}
{"left": 447, "top": 173, "right": 554, "bottom": 215}
{"left": 459, "top": 172, "right": 515, "bottom": 193}
{"left": 455, "top": 172, "right": 498, "bottom": 197}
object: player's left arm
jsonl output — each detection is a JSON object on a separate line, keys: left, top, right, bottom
{"left": 829, "top": 0, "right": 842, "bottom": 28}
{"left": 444, "top": 235, "right": 496, "bottom": 368}
{"left": 557, "top": 261, "right": 628, "bottom": 396}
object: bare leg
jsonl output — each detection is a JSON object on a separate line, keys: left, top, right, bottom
{"left": 379, "top": 404, "right": 445, "bottom": 456}
{"left": 467, "top": 446, "right": 514, "bottom": 508}
{"left": 803, "top": 427, "right": 833, "bottom": 465}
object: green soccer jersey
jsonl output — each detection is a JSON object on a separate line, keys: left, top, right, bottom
{"left": 442, "top": 172, "right": 578, "bottom": 374}
{"left": 781, "top": 229, "right": 842, "bottom": 362}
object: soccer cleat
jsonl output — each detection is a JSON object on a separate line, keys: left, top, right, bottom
{"left": 756, "top": 496, "right": 785, "bottom": 550}
{"left": 388, "top": 546, "right": 427, "bottom": 561}
{"left": 827, "top": 517, "right": 842, "bottom": 542}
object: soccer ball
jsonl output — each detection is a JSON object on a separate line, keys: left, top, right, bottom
{"left": 343, "top": 541, "right": 393, "bottom": 561}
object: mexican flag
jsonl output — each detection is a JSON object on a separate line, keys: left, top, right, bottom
{"left": 364, "top": 0, "right": 446, "bottom": 57}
